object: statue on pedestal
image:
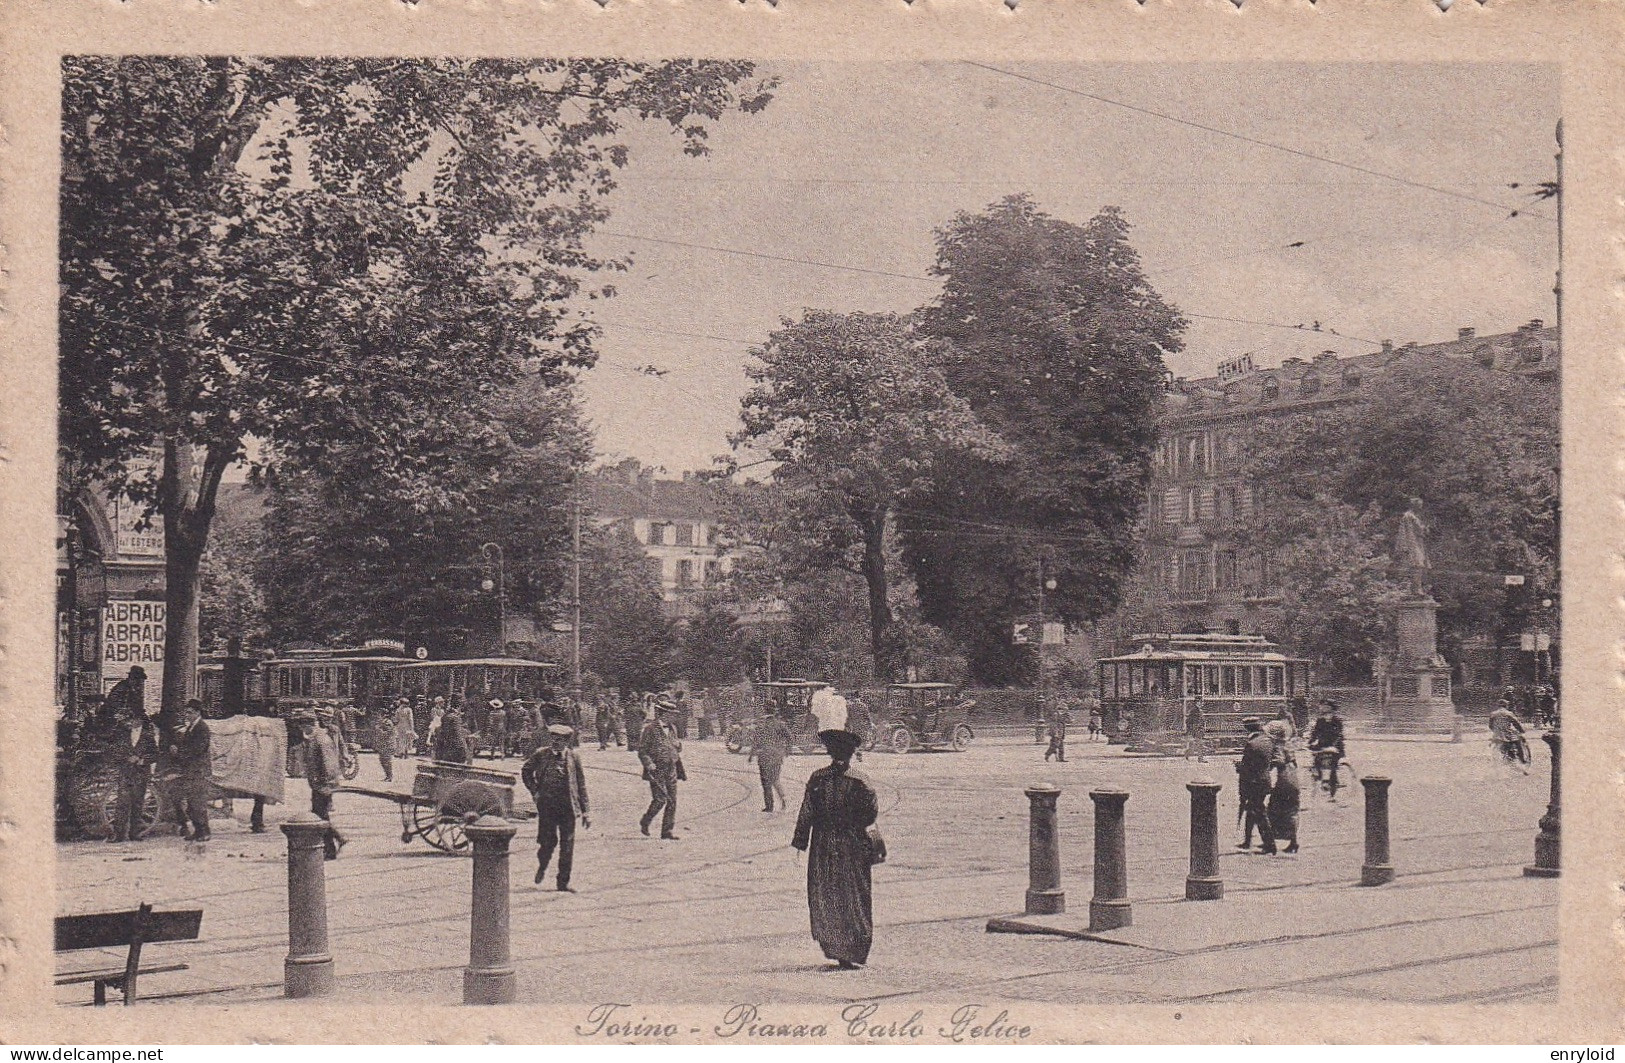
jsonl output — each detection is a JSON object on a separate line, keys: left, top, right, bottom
{"left": 1395, "top": 498, "right": 1429, "bottom": 594}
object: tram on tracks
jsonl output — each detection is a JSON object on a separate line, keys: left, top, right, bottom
{"left": 1097, "top": 633, "right": 1312, "bottom": 754}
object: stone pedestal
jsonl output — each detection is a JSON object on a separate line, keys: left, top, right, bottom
{"left": 1023, "top": 786, "right": 1065, "bottom": 915}
{"left": 1373, "top": 595, "right": 1458, "bottom": 734}
{"left": 1359, "top": 776, "right": 1395, "bottom": 886}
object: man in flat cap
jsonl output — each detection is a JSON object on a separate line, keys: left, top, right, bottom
{"left": 638, "top": 697, "right": 686, "bottom": 840}
{"left": 522, "top": 723, "right": 590, "bottom": 891}
{"left": 168, "top": 698, "right": 214, "bottom": 842}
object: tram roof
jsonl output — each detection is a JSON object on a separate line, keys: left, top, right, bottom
{"left": 268, "top": 655, "right": 416, "bottom": 667}
{"left": 1098, "top": 648, "right": 1305, "bottom": 664}
{"left": 387, "top": 658, "right": 559, "bottom": 670}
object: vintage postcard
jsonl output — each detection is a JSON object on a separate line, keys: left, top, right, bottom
{"left": 1, "top": 0, "right": 1622, "bottom": 1046}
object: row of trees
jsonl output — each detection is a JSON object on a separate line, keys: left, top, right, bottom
{"left": 727, "top": 196, "right": 1185, "bottom": 686}
{"left": 61, "top": 56, "right": 776, "bottom": 719}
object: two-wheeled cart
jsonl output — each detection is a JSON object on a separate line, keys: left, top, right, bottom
{"left": 339, "top": 760, "right": 529, "bottom": 854}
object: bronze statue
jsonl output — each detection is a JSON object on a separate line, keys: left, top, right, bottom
{"left": 1395, "top": 498, "right": 1429, "bottom": 593}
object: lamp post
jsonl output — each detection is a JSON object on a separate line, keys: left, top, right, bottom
{"left": 480, "top": 542, "right": 506, "bottom": 657}
{"left": 571, "top": 477, "right": 583, "bottom": 701}
{"left": 1037, "top": 557, "right": 1058, "bottom": 708}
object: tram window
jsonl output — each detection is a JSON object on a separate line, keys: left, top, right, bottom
{"left": 1268, "top": 667, "right": 1283, "bottom": 695}
{"left": 1237, "top": 666, "right": 1252, "bottom": 694}
{"left": 1129, "top": 667, "right": 1143, "bottom": 695}
{"left": 277, "top": 669, "right": 290, "bottom": 697}
{"left": 1204, "top": 666, "right": 1220, "bottom": 695}
{"left": 337, "top": 666, "right": 351, "bottom": 697}
{"left": 1185, "top": 667, "right": 1199, "bottom": 695}
{"left": 1219, "top": 666, "right": 1235, "bottom": 694}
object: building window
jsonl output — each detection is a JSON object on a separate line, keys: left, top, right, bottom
{"left": 1182, "top": 434, "right": 1206, "bottom": 475}
{"left": 703, "top": 559, "right": 717, "bottom": 583}
{"left": 1215, "top": 549, "right": 1237, "bottom": 589}
{"left": 1217, "top": 485, "right": 1237, "bottom": 524}
{"left": 676, "top": 560, "right": 694, "bottom": 588}
{"left": 1300, "top": 370, "right": 1321, "bottom": 396}
{"left": 1260, "top": 377, "right": 1279, "bottom": 402}
{"left": 675, "top": 523, "right": 694, "bottom": 547}
{"left": 1182, "top": 488, "right": 1199, "bottom": 524}
{"left": 1342, "top": 366, "right": 1362, "bottom": 388}
{"left": 1163, "top": 488, "right": 1182, "bottom": 525}
{"left": 705, "top": 525, "right": 719, "bottom": 546}
{"left": 1178, "top": 548, "right": 1211, "bottom": 597}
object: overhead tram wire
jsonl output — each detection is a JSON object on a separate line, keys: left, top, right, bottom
{"left": 959, "top": 62, "right": 1555, "bottom": 224}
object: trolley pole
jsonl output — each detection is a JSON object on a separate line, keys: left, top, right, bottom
{"left": 572, "top": 477, "right": 583, "bottom": 701}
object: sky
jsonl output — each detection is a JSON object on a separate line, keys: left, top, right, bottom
{"left": 567, "top": 61, "right": 1560, "bottom": 474}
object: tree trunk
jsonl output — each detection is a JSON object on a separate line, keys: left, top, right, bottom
{"left": 860, "top": 507, "right": 896, "bottom": 683}
{"left": 159, "top": 529, "right": 204, "bottom": 731}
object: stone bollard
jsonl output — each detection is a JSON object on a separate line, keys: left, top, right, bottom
{"left": 1023, "top": 786, "right": 1065, "bottom": 915}
{"left": 463, "top": 815, "right": 518, "bottom": 1005}
{"left": 1524, "top": 730, "right": 1561, "bottom": 878}
{"left": 1088, "top": 789, "right": 1132, "bottom": 931}
{"left": 1359, "top": 776, "right": 1395, "bottom": 886}
{"left": 1185, "top": 781, "right": 1223, "bottom": 901}
{"left": 281, "top": 813, "right": 335, "bottom": 998}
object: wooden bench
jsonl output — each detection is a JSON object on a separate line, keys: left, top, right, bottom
{"left": 55, "top": 903, "right": 203, "bottom": 1005}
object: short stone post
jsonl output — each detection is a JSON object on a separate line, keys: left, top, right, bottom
{"left": 1359, "top": 775, "right": 1395, "bottom": 886}
{"left": 1088, "top": 789, "right": 1132, "bottom": 931}
{"left": 463, "top": 815, "right": 518, "bottom": 1004}
{"left": 1023, "top": 785, "right": 1064, "bottom": 915}
{"left": 281, "top": 813, "right": 335, "bottom": 998}
{"left": 1185, "top": 781, "right": 1223, "bottom": 901}
{"left": 1524, "top": 730, "right": 1561, "bottom": 878}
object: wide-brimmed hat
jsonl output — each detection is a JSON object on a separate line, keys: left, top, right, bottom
{"left": 546, "top": 723, "right": 574, "bottom": 738}
{"left": 818, "top": 729, "right": 862, "bottom": 759}
{"left": 489, "top": 699, "right": 504, "bottom": 709}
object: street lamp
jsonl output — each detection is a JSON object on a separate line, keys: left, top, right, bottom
{"left": 1037, "top": 557, "right": 1058, "bottom": 713}
{"left": 480, "top": 542, "right": 506, "bottom": 657}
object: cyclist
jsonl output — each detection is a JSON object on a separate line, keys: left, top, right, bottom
{"left": 1306, "top": 699, "right": 1346, "bottom": 800}
{"left": 1488, "top": 701, "right": 1530, "bottom": 773}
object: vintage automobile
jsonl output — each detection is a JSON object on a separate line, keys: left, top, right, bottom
{"left": 725, "top": 680, "right": 830, "bottom": 756}
{"left": 879, "top": 682, "right": 975, "bottom": 753}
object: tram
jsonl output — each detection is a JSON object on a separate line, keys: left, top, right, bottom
{"left": 263, "top": 640, "right": 416, "bottom": 717}
{"left": 1097, "top": 633, "right": 1312, "bottom": 754}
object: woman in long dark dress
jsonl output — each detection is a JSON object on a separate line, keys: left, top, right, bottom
{"left": 792, "top": 729, "right": 879, "bottom": 969}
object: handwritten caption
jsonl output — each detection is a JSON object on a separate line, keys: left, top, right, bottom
{"left": 575, "top": 1002, "right": 1032, "bottom": 1043}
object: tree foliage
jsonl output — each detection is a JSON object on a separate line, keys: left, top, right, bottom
{"left": 60, "top": 56, "right": 773, "bottom": 718}
{"left": 1242, "top": 356, "right": 1559, "bottom": 680}
{"left": 676, "top": 597, "right": 750, "bottom": 688}
{"left": 729, "top": 309, "right": 1004, "bottom": 681}
{"left": 580, "top": 523, "right": 678, "bottom": 695}
{"left": 260, "top": 376, "right": 589, "bottom": 654}
{"left": 900, "top": 195, "right": 1185, "bottom": 684}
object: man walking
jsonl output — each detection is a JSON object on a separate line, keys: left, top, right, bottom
{"left": 370, "top": 697, "right": 397, "bottom": 782}
{"left": 1044, "top": 699, "right": 1071, "bottom": 763}
{"left": 749, "top": 708, "right": 793, "bottom": 812}
{"left": 109, "top": 701, "right": 159, "bottom": 842}
{"left": 522, "top": 723, "right": 590, "bottom": 891}
{"left": 486, "top": 699, "right": 510, "bottom": 758}
{"left": 1183, "top": 696, "right": 1207, "bottom": 762}
{"left": 169, "top": 699, "right": 214, "bottom": 842}
{"left": 1235, "top": 716, "right": 1277, "bottom": 855}
{"left": 594, "top": 697, "right": 616, "bottom": 750}
{"left": 302, "top": 707, "right": 347, "bottom": 859}
{"left": 638, "top": 698, "right": 686, "bottom": 839}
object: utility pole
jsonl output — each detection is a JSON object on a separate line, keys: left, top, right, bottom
{"left": 571, "top": 475, "right": 583, "bottom": 700}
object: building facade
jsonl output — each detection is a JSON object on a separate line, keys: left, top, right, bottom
{"left": 1141, "top": 321, "right": 1558, "bottom": 683}
{"left": 57, "top": 484, "right": 168, "bottom": 719}
{"left": 584, "top": 460, "right": 742, "bottom": 620}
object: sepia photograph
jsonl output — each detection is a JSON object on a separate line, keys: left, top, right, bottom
{"left": 4, "top": 0, "right": 1622, "bottom": 1047}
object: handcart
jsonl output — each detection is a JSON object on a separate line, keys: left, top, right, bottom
{"left": 339, "top": 759, "right": 529, "bottom": 854}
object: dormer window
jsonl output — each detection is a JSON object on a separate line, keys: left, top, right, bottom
{"left": 1342, "top": 366, "right": 1362, "bottom": 388}
{"left": 1300, "top": 371, "right": 1321, "bottom": 396}
{"left": 1260, "top": 377, "right": 1279, "bottom": 402}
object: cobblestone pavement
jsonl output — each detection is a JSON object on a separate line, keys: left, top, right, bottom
{"left": 55, "top": 730, "right": 1556, "bottom": 1008}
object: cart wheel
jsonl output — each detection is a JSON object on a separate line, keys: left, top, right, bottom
{"left": 725, "top": 726, "right": 745, "bottom": 754}
{"left": 412, "top": 802, "right": 472, "bottom": 854}
{"left": 401, "top": 830, "right": 415, "bottom": 844}
{"left": 950, "top": 724, "right": 973, "bottom": 752}
{"left": 889, "top": 727, "right": 913, "bottom": 755}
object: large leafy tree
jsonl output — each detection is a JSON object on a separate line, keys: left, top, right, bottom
{"left": 730, "top": 310, "right": 1005, "bottom": 681}
{"left": 60, "top": 56, "right": 773, "bottom": 723}
{"left": 676, "top": 597, "right": 750, "bottom": 688}
{"left": 260, "top": 376, "right": 589, "bottom": 653}
{"left": 1242, "top": 356, "right": 1559, "bottom": 680}
{"left": 901, "top": 195, "right": 1185, "bottom": 684}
